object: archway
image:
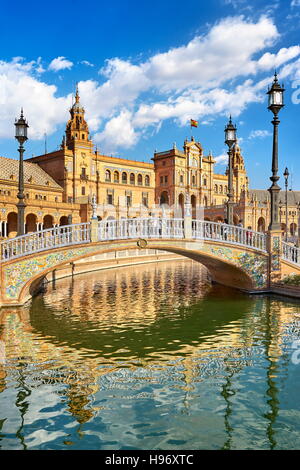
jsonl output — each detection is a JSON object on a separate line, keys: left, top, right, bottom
{"left": 26, "top": 213, "right": 37, "bottom": 233}
{"left": 7, "top": 212, "right": 18, "bottom": 237}
{"left": 257, "top": 217, "right": 265, "bottom": 233}
{"left": 60, "top": 216, "right": 68, "bottom": 226}
{"left": 160, "top": 191, "right": 169, "bottom": 206}
{"left": 233, "top": 214, "right": 239, "bottom": 226}
{"left": 43, "top": 215, "right": 53, "bottom": 229}
{"left": 191, "top": 195, "right": 197, "bottom": 219}
{"left": 290, "top": 223, "right": 297, "bottom": 237}
{"left": 178, "top": 193, "right": 184, "bottom": 217}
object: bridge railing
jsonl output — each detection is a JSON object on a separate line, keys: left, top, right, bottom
{"left": 98, "top": 217, "right": 184, "bottom": 240}
{"left": 0, "top": 222, "right": 91, "bottom": 261}
{"left": 282, "top": 241, "right": 300, "bottom": 265}
{"left": 192, "top": 220, "right": 267, "bottom": 252}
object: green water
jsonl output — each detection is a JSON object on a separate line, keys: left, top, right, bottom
{"left": 1, "top": 259, "right": 300, "bottom": 450}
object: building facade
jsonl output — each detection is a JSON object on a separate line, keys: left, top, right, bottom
{"left": 0, "top": 89, "right": 299, "bottom": 239}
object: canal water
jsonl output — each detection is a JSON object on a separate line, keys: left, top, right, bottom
{"left": 1, "top": 259, "right": 300, "bottom": 450}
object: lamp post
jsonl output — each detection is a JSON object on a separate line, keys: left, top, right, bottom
{"left": 15, "top": 109, "right": 29, "bottom": 237}
{"left": 267, "top": 72, "right": 285, "bottom": 231}
{"left": 283, "top": 167, "right": 289, "bottom": 242}
{"left": 224, "top": 116, "right": 237, "bottom": 225}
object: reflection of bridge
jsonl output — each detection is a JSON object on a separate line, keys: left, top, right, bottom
{"left": 0, "top": 217, "right": 300, "bottom": 306}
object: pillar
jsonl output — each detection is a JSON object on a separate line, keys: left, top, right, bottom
{"left": 184, "top": 193, "right": 192, "bottom": 239}
{"left": 267, "top": 229, "right": 282, "bottom": 288}
{"left": 90, "top": 217, "right": 99, "bottom": 243}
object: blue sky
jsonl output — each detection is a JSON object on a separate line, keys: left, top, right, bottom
{"left": 1, "top": 0, "right": 300, "bottom": 189}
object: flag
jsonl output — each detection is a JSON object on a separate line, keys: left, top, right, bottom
{"left": 190, "top": 119, "right": 198, "bottom": 128}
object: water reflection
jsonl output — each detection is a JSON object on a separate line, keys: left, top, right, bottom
{"left": 1, "top": 260, "right": 300, "bottom": 450}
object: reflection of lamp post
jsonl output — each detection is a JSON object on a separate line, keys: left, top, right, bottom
{"left": 283, "top": 167, "right": 289, "bottom": 242}
{"left": 297, "top": 201, "right": 300, "bottom": 247}
{"left": 224, "top": 116, "right": 237, "bottom": 225}
{"left": 15, "top": 109, "right": 29, "bottom": 237}
{"left": 267, "top": 72, "right": 285, "bottom": 231}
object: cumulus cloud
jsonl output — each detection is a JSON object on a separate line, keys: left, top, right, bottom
{"left": 0, "top": 59, "right": 70, "bottom": 139}
{"left": 249, "top": 129, "right": 272, "bottom": 139}
{"left": 1, "top": 15, "right": 300, "bottom": 152}
{"left": 214, "top": 153, "right": 228, "bottom": 165}
{"left": 48, "top": 56, "right": 73, "bottom": 72}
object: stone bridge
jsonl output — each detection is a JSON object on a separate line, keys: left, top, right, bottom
{"left": 1, "top": 217, "right": 300, "bottom": 307}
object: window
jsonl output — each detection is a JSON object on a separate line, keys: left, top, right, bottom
{"left": 114, "top": 171, "right": 119, "bottom": 183}
{"left": 138, "top": 174, "right": 143, "bottom": 186}
{"left": 105, "top": 170, "right": 111, "bottom": 182}
{"left": 145, "top": 175, "right": 150, "bottom": 186}
{"left": 203, "top": 178, "right": 207, "bottom": 186}
{"left": 214, "top": 185, "right": 218, "bottom": 193}
{"left": 130, "top": 173, "right": 135, "bottom": 185}
{"left": 164, "top": 175, "right": 168, "bottom": 183}
{"left": 122, "top": 172, "right": 127, "bottom": 184}
{"left": 126, "top": 195, "right": 131, "bottom": 207}
{"left": 180, "top": 175, "right": 184, "bottom": 184}
{"left": 160, "top": 176, "right": 163, "bottom": 184}
{"left": 81, "top": 187, "right": 86, "bottom": 196}
{"left": 142, "top": 193, "right": 148, "bottom": 207}
{"left": 220, "top": 185, "right": 223, "bottom": 194}
{"left": 107, "top": 194, "right": 113, "bottom": 205}
{"left": 82, "top": 134, "right": 85, "bottom": 140}
{"left": 192, "top": 175, "right": 196, "bottom": 186}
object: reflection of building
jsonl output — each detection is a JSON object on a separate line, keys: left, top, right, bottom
{"left": 0, "top": 87, "right": 299, "bottom": 238}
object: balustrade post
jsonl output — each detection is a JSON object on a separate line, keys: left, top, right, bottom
{"left": 266, "top": 229, "right": 282, "bottom": 288}
{"left": 184, "top": 194, "right": 192, "bottom": 239}
{"left": 90, "top": 218, "right": 99, "bottom": 243}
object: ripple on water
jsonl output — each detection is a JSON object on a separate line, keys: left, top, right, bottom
{"left": 1, "top": 260, "right": 300, "bottom": 450}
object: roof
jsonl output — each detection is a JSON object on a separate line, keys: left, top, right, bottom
{"left": 0, "top": 156, "right": 62, "bottom": 190}
{"left": 249, "top": 189, "right": 300, "bottom": 205}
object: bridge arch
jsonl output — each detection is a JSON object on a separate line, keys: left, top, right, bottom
{"left": 4, "top": 239, "right": 259, "bottom": 308}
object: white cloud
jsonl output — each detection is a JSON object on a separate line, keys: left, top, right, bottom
{"left": 81, "top": 60, "right": 94, "bottom": 67}
{"left": 291, "top": 0, "right": 300, "bottom": 7}
{"left": 94, "top": 110, "right": 139, "bottom": 150}
{"left": 1, "top": 15, "right": 300, "bottom": 152}
{"left": 214, "top": 153, "right": 228, "bottom": 165}
{"left": 0, "top": 59, "right": 70, "bottom": 139}
{"left": 249, "top": 129, "right": 272, "bottom": 139}
{"left": 48, "top": 56, "right": 73, "bottom": 72}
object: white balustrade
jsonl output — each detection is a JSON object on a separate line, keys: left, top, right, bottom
{"left": 1, "top": 222, "right": 91, "bottom": 261}
{"left": 192, "top": 220, "right": 267, "bottom": 252}
{"left": 1, "top": 218, "right": 269, "bottom": 262}
{"left": 282, "top": 241, "right": 300, "bottom": 265}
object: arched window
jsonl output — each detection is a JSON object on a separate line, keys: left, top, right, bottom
{"left": 137, "top": 174, "right": 143, "bottom": 186}
{"left": 130, "top": 173, "right": 135, "bottom": 185}
{"left": 122, "top": 172, "right": 127, "bottom": 184}
{"left": 220, "top": 185, "right": 223, "bottom": 194}
{"left": 145, "top": 175, "right": 150, "bottom": 186}
{"left": 114, "top": 171, "right": 119, "bottom": 183}
{"left": 105, "top": 170, "right": 111, "bottom": 182}
{"left": 82, "top": 187, "right": 86, "bottom": 196}
{"left": 214, "top": 185, "right": 218, "bottom": 193}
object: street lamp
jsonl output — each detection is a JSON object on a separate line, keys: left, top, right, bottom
{"left": 224, "top": 116, "right": 237, "bottom": 225}
{"left": 15, "top": 109, "right": 29, "bottom": 237}
{"left": 283, "top": 167, "right": 289, "bottom": 242}
{"left": 267, "top": 72, "right": 285, "bottom": 231}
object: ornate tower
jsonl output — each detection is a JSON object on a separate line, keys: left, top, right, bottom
{"left": 232, "top": 143, "right": 248, "bottom": 201}
{"left": 65, "top": 86, "right": 90, "bottom": 150}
